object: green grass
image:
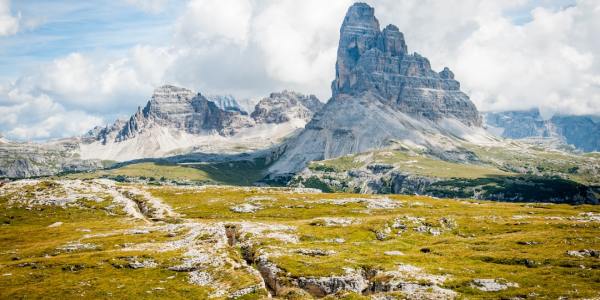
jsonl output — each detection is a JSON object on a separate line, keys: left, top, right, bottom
{"left": 186, "top": 157, "right": 270, "bottom": 185}
{"left": 311, "top": 150, "right": 511, "bottom": 179}
{"left": 63, "top": 158, "right": 270, "bottom": 186}
{"left": 466, "top": 144, "right": 600, "bottom": 185}
{"left": 150, "top": 185, "right": 600, "bottom": 299}
{"left": 2, "top": 180, "right": 599, "bottom": 299}
{"left": 63, "top": 162, "right": 210, "bottom": 182}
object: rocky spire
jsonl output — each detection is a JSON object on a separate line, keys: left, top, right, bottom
{"left": 334, "top": 2, "right": 381, "bottom": 94}
{"left": 332, "top": 2, "right": 481, "bottom": 126}
{"left": 382, "top": 24, "right": 408, "bottom": 57}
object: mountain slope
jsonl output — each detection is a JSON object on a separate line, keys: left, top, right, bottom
{"left": 269, "top": 3, "right": 488, "bottom": 176}
{"left": 80, "top": 86, "right": 323, "bottom": 162}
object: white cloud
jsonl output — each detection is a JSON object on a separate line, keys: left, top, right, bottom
{"left": 251, "top": 0, "right": 351, "bottom": 98}
{"left": 0, "top": 90, "right": 102, "bottom": 140}
{"left": 15, "top": 49, "right": 177, "bottom": 114}
{"left": 175, "top": 0, "right": 253, "bottom": 47}
{"left": 0, "top": 0, "right": 19, "bottom": 36}
{"left": 2, "top": 0, "right": 600, "bottom": 141}
{"left": 0, "top": 47, "right": 179, "bottom": 140}
{"left": 448, "top": 1, "right": 600, "bottom": 116}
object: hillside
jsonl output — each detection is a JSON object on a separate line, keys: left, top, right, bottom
{"left": 1, "top": 180, "right": 598, "bottom": 299}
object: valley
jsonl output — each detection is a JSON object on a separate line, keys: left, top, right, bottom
{"left": 1, "top": 180, "right": 598, "bottom": 299}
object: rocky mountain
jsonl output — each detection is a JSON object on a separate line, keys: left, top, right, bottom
{"left": 332, "top": 3, "right": 480, "bottom": 126}
{"left": 485, "top": 109, "right": 600, "bottom": 152}
{"left": 79, "top": 86, "right": 322, "bottom": 162}
{"left": 268, "top": 2, "right": 488, "bottom": 176}
{"left": 0, "top": 87, "right": 322, "bottom": 178}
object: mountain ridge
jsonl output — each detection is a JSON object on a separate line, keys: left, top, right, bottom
{"left": 78, "top": 85, "right": 323, "bottom": 162}
{"left": 484, "top": 108, "right": 600, "bottom": 152}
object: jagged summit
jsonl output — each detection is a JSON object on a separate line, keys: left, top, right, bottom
{"left": 268, "top": 2, "right": 490, "bottom": 175}
{"left": 333, "top": 2, "right": 480, "bottom": 126}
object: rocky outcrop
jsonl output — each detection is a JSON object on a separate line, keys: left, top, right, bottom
{"left": 290, "top": 162, "right": 599, "bottom": 204}
{"left": 485, "top": 109, "right": 600, "bottom": 152}
{"left": 268, "top": 3, "right": 488, "bottom": 176}
{"left": 333, "top": 3, "right": 481, "bottom": 126}
{"left": 242, "top": 245, "right": 456, "bottom": 299}
{"left": 297, "top": 270, "right": 369, "bottom": 297}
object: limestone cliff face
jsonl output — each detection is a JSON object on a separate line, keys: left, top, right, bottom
{"left": 332, "top": 2, "right": 481, "bottom": 126}
{"left": 85, "top": 85, "right": 323, "bottom": 146}
{"left": 268, "top": 2, "right": 488, "bottom": 176}
{"left": 114, "top": 85, "right": 253, "bottom": 140}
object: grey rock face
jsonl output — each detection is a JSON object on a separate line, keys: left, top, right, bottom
{"left": 251, "top": 90, "right": 323, "bottom": 124}
{"left": 484, "top": 109, "right": 600, "bottom": 152}
{"left": 0, "top": 139, "right": 102, "bottom": 178}
{"left": 87, "top": 85, "right": 321, "bottom": 144}
{"left": 268, "top": 3, "right": 484, "bottom": 176}
{"left": 484, "top": 109, "right": 557, "bottom": 139}
{"left": 333, "top": 3, "right": 481, "bottom": 126}
{"left": 116, "top": 85, "right": 253, "bottom": 140}
{"left": 296, "top": 271, "right": 369, "bottom": 297}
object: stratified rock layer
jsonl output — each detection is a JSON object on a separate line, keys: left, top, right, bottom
{"left": 333, "top": 2, "right": 481, "bottom": 126}
{"left": 268, "top": 2, "right": 488, "bottom": 175}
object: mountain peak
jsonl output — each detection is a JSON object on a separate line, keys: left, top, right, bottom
{"left": 343, "top": 2, "right": 379, "bottom": 29}
{"left": 269, "top": 2, "right": 486, "bottom": 175}
{"left": 333, "top": 3, "right": 480, "bottom": 126}
{"left": 151, "top": 85, "right": 195, "bottom": 101}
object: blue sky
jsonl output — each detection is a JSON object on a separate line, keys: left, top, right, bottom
{"left": 0, "top": 1, "right": 181, "bottom": 81}
{"left": 0, "top": 0, "right": 597, "bottom": 141}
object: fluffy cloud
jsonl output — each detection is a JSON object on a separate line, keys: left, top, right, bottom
{"left": 175, "top": 0, "right": 253, "bottom": 47}
{"left": 252, "top": 0, "right": 350, "bottom": 92}
{"left": 0, "top": 47, "right": 178, "bottom": 140}
{"left": 2, "top": 0, "right": 600, "bottom": 141}
{"left": 0, "top": 0, "right": 19, "bottom": 36}
{"left": 0, "top": 90, "right": 102, "bottom": 140}
{"left": 448, "top": 1, "right": 600, "bottom": 117}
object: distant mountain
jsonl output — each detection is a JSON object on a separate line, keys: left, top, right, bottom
{"left": 484, "top": 109, "right": 600, "bottom": 152}
{"left": 205, "top": 94, "right": 248, "bottom": 114}
{"left": 268, "top": 2, "right": 489, "bottom": 176}
{"left": 0, "top": 86, "right": 323, "bottom": 178}
{"left": 80, "top": 86, "right": 323, "bottom": 161}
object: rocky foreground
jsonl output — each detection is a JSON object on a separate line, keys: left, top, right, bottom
{"left": 1, "top": 179, "right": 599, "bottom": 299}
